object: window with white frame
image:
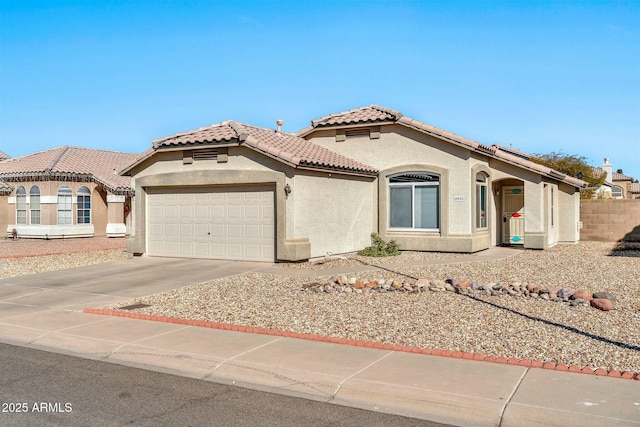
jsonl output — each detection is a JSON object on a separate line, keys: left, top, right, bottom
{"left": 30, "top": 186, "right": 41, "bottom": 225}
{"left": 612, "top": 185, "right": 623, "bottom": 198}
{"left": 77, "top": 186, "right": 91, "bottom": 224}
{"left": 476, "top": 173, "right": 488, "bottom": 229}
{"left": 57, "top": 186, "right": 72, "bottom": 225}
{"left": 389, "top": 173, "right": 440, "bottom": 230}
{"left": 16, "top": 186, "right": 27, "bottom": 225}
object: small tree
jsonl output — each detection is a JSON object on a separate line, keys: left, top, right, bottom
{"left": 530, "top": 151, "right": 607, "bottom": 199}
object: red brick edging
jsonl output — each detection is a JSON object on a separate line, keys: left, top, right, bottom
{"left": 83, "top": 308, "right": 640, "bottom": 381}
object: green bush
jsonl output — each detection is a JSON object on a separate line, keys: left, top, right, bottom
{"left": 357, "top": 233, "right": 400, "bottom": 257}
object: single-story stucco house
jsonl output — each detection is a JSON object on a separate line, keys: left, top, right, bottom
{"left": 122, "top": 105, "right": 586, "bottom": 262}
{"left": 0, "top": 146, "right": 139, "bottom": 239}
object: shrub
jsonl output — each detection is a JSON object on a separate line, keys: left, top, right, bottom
{"left": 357, "top": 233, "right": 400, "bottom": 257}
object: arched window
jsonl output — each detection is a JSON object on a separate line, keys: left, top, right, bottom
{"left": 30, "top": 186, "right": 41, "bottom": 225}
{"left": 612, "top": 185, "right": 623, "bottom": 198}
{"left": 77, "top": 186, "right": 91, "bottom": 224}
{"left": 16, "top": 186, "right": 27, "bottom": 225}
{"left": 476, "top": 173, "right": 488, "bottom": 229}
{"left": 389, "top": 173, "right": 440, "bottom": 230}
{"left": 57, "top": 186, "right": 73, "bottom": 225}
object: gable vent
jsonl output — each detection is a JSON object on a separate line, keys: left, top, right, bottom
{"left": 193, "top": 147, "right": 227, "bottom": 160}
{"left": 345, "top": 129, "right": 371, "bottom": 139}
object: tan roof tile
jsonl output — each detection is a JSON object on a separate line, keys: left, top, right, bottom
{"left": 631, "top": 182, "right": 640, "bottom": 194}
{"left": 303, "top": 104, "right": 586, "bottom": 188}
{"left": 152, "top": 121, "right": 378, "bottom": 176}
{"left": 0, "top": 146, "right": 138, "bottom": 194}
{"left": 309, "top": 104, "right": 402, "bottom": 128}
{"left": 0, "top": 151, "right": 9, "bottom": 160}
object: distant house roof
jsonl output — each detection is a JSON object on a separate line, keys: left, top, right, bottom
{"left": 0, "top": 146, "right": 138, "bottom": 194}
{"left": 0, "top": 151, "right": 10, "bottom": 161}
{"left": 631, "top": 182, "right": 640, "bottom": 194}
{"left": 299, "top": 105, "right": 586, "bottom": 188}
{"left": 125, "top": 121, "right": 378, "bottom": 176}
{"left": 591, "top": 166, "right": 634, "bottom": 182}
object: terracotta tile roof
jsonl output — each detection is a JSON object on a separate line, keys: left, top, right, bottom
{"left": 150, "top": 121, "right": 378, "bottom": 176}
{"left": 0, "top": 151, "right": 9, "bottom": 160}
{"left": 591, "top": 166, "right": 634, "bottom": 182}
{"left": 302, "top": 105, "right": 586, "bottom": 188}
{"left": 309, "top": 104, "right": 402, "bottom": 128}
{"left": 0, "top": 146, "right": 138, "bottom": 194}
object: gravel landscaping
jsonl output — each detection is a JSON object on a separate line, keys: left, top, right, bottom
{"left": 100, "top": 241, "right": 640, "bottom": 374}
{"left": 3, "top": 238, "right": 638, "bottom": 373}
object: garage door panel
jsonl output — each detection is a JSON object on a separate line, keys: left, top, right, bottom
{"left": 147, "top": 187, "right": 274, "bottom": 261}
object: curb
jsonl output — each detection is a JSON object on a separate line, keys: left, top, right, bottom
{"left": 83, "top": 308, "right": 640, "bottom": 381}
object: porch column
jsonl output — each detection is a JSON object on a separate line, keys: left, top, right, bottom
{"left": 106, "top": 194, "right": 126, "bottom": 237}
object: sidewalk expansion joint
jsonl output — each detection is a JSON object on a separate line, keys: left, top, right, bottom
{"left": 329, "top": 351, "right": 394, "bottom": 401}
{"left": 498, "top": 366, "right": 528, "bottom": 426}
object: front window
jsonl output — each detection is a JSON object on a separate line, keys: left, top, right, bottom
{"left": 77, "top": 186, "right": 91, "bottom": 224}
{"left": 57, "top": 186, "right": 72, "bottom": 225}
{"left": 16, "top": 186, "right": 27, "bottom": 224}
{"left": 476, "top": 173, "right": 488, "bottom": 229}
{"left": 30, "top": 186, "right": 41, "bottom": 225}
{"left": 389, "top": 173, "right": 440, "bottom": 230}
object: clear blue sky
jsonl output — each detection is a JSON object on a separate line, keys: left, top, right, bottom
{"left": 1, "top": 1, "right": 639, "bottom": 178}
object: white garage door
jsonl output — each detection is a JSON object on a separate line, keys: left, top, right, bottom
{"left": 147, "top": 186, "right": 275, "bottom": 261}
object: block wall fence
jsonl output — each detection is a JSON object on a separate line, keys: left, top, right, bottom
{"left": 580, "top": 199, "right": 640, "bottom": 242}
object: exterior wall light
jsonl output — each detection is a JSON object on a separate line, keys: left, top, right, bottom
{"left": 284, "top": 184, "right": 292, "bottom": 196}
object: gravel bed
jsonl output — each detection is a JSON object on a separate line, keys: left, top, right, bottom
{"left": 102, "top": 241, "right": 640, "bottom": 373}
{"left": 278, "top": 251, "right": 469, "bottom": 269}
{"left": 0, "top": 236, "right": 127, "bottom": 258}
{"left": 0, "top": 249, "right": 131, "bottom": 279}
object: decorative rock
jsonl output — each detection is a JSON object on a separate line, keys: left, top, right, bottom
{"left": 591, "top": 298, "right": 614, "bottom": 311}
{"left": 348, "top": 277, "right": 357, "bottom": 285}
{"left": 592, "top": 291, "right": 616, "bottom": 302}
{"left": 392, "top": 279, "right": 403, "bottom": 289}
{"left": 431, "top": 280, "right": 447, "bottom": 290}
{"left": 444, "top": 283, "right": 455, "bottom": 292}
{"left": 470, "top": 282, "right": 483, "bottom": 290}
{"left": 429, "top": 286, "right": 443, "bottom": 292}
{"left": 458, "top": 279, "right": 472, "bottom": 288}
{"left": 570, "top": 298, "right": 586, "bottom": 307}
{"left": 492, "top": 283, "right": 503, "bottom": 291}
{"left": 403, "top": 283, "right": 413, "bottom": 292}
{"left": 354, "top": 281, "right": 365, "bottom": 289}
{"left": 557, "top": 288, "right": 574, "bottom": 299}
{"left": 416, "top": 278, "right": 430, "bottom": 287}
{"left": 377, "top": 278, "right": 386, "bottom": 286}
{"left": 337, "top": 276, "right": 347, "bottom": 286}
{"left": 540, "top": 293, "right": 550, "bottom": 301}
{"left": 365, "top": 281, "right": 377, "bottom": 288}
{"left": 571, "top": 289, "right": 592, "bottom": 301}
{"left": 526, "top": 283, "right": 539, "bottom": 293}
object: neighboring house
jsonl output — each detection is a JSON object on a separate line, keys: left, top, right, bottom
{"left": 0, "top": 151, "right": 10, "bottom": 161}
{"left": 591, "top": 159, "right": 637, "bottom": 199}
{"left": 122, "top": 105, "right": 586, "bottom": 262}
{"left": 0, "top": 146, "right": 139, "bottom": 239}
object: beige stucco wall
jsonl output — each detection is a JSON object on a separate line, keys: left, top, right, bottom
{"left": 1, "top": 180, "right": 130, "bottom": 239}
{"left": 0, "top": 196, "right": 7, "bottom": 235}
{"left": 558, "top": 182, "right": 580, "bottom": 243}
{"left": 127, "top": 146, "right": 313, "bottom": 261}
{"left": 307, "top": 125, "right": 581, "bottom": 252}
{"left": 291, "top": 171, "right": 375, "bottom": 257}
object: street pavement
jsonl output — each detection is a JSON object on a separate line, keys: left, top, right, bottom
{"left": 0, "top": 252, "right": 638, "bottom": 427}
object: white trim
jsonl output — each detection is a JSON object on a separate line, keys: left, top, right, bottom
{"left": 7, "top": 225, "right": 95, "bottom": 239}
{"left": 40, "top": 196, "right": 57, "bottom": 204}
{"left": 8, "top": 196, "right": 16, "bottom": 204}
{"left": 107, "top": 195, "right": 126, "bottom": 203}
{"left": 106, "top": 223, "right": 126, "bottom": 237}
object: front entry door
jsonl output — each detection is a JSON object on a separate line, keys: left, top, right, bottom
{"left": 502, "top": 186, "right": 524, "bottom": 245}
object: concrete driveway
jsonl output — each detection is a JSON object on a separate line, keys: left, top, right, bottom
{"left": 0, "top": 257, "right": 270, "bottom": 310}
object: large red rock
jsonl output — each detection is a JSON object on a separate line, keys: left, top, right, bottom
{"left": 571, "top": 289, "right": 592, "bottom": 301}
{"left": 591, "top": 298, "right": 614, "bottom": 311}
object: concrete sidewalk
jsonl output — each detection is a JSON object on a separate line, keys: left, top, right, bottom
{"left": 1, "top": 256, "right": 638, "bottom": 427}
